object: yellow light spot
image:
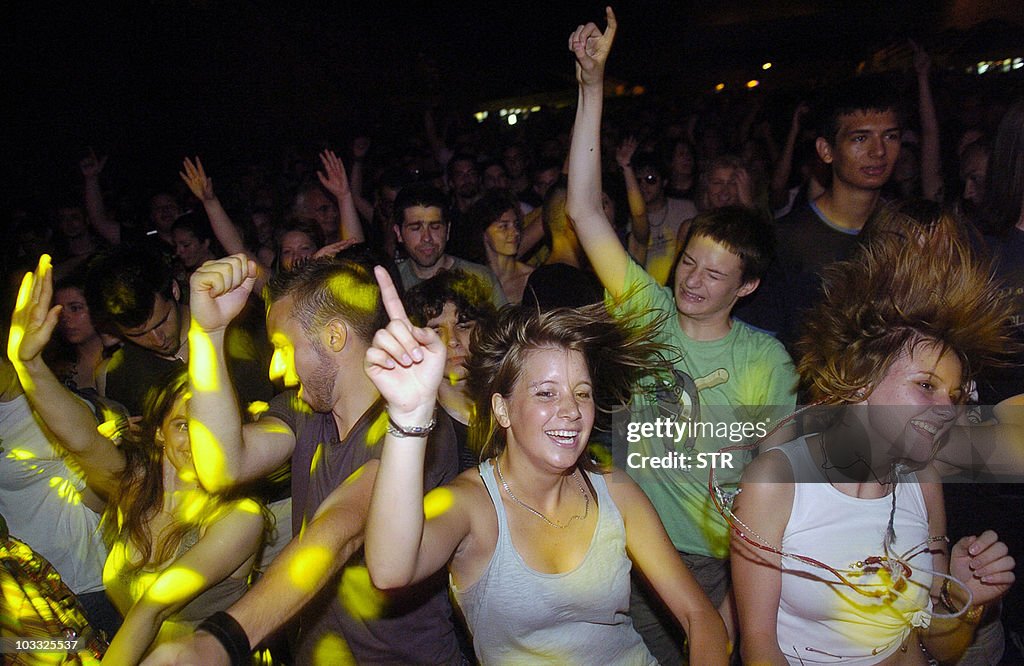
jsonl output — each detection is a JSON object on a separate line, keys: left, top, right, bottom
{"left": 631, "top": 85, "right": 645, "bottom": 96}
{"left": 96, "top": 418, "right": 122, "bottom": 440}
{"left": 326, "top": 274, "right": 378, "bottom": 314}
{"left": 269, "top": 333, "right": 298, "bottom": 386}
{"left": 343, "top": 464, "right": 367, "bottom": 488}
{"left": 289, "top": 545, "right": 332, "bottom": 593}
{"left": 248, "top": 401, "right": 270, "bottom": 419}
{"left": 188, "top": 420, "right": 232, "bottom": 488}
{"left": 366, "top": 411, "right": 388, "bottom": 446}
{"left": 177, "top": 488, "right": 213, "bottom": 524}
{"left": 236, "top": 497, "right": 262, "bottom": 515}
{"left": 762, "top": 62, "right": 772, "bottom": 70}
{"left": 338, "top": 565, "right": 386, "bottom": 620}
{"left": 146, "top": 567, "right": 206, "bottom": 604}
{"left": 49, "top": 476, "right": 82, "bottom": 505}
{"left": 310, "top": 442, "right": 324, "bottom": 475}
{"left": 615, "top": 84, "right": 625, "bottom": 96}
{"left": 423, "top": 487, "right": 454, "bottom": 521}
{"left": 313, "top": 632, "right": 356, "bottom": 665}
{"left": 746, "top": 79, "right": 760, "bottom": 88}
{"left": 714, "top": 83, "right": 725, "bottom": 92}
{"left": 188, "top": 329, "right": 220, "bottom": 392}
{"left": 8, "top": 448, "right": 36, "bottom": 461}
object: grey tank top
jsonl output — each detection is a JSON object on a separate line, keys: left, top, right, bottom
{"left": 452, "top": 460, "right": 656, "bottom": 665}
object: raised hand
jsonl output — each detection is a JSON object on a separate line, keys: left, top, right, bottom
{"left": 791, "top": 101, "right": 810, "bottom": 130}
{"left": 909, "top": 39, "right": 932, "bottom": 77}
{"left": 79, "top": 148, "right": 108, "bottom": 179}
{"left": 317, "top": 149, "right": 351, "bottom": 199}
{"left": 948, "top": 530, "right": 1015, "bottom": 608}
{"left": 8, "top": 255, "right": 60, "bottom": 368}
{"left": 180, "top": 156, "right": 216, "bottom": 202}
{"left": 616, "top": 135, "right": 639, "bottom": 169}
{"left": 352, "top": 137, "right": 371, "bottom": 160}
{"left": 364, "top": 266, "right": 445, "bottom": 421}
{"left": 569, "top": 6, "right": 617, "bottom": 86}
{"left": 189, "top": 254, "right": 258, "bottom": 333}
{"left": 734, "top": 167, "right": 754, "bottom": 208}
{"left": 312, "top": 238, "right": 360, "bottom": 260}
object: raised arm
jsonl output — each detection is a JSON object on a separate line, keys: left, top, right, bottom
{"left": 911, "top": 41, "right": 943, "bottom": 202}
{"left": 79, "top": 149, "right": 122, "bottom": 245}
{"left": 364, "top": 266, "right": 472, "bottom": 589}
{"left": 770, "top": 102, "right": 808, "bottom": 211}
{"left": 608, "top": 468, "right": 728, "bottom": 666}
{"left": 7, "top": 255, "right": 124, "bottom": 497}
{"left": 566, "top": 7, "right": 631, "bottom": 298}
{"left": 102, "top": 498, "right": 264, "bottom": 665}
{"left": 188, "top": 255, "right": 294, "bottom": 492}
{"left": 317, "top": 149, "right": 364, "bottom": 244}
{"left": 617, "top": 136, "right": 650, "bottom": 265}
{"left": 349, "top": 137, "right": 376, "bottom": 221}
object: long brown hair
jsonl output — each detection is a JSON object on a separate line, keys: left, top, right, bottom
{"left": 465, "top": 302, "right": 674, "bottom": 470}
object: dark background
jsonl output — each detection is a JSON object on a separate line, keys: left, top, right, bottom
{"left": 6, "top": 1, "right": 1022, "bottom": 202}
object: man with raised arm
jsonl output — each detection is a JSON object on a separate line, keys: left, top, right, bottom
{"left": 144, "top": 254, "right": 460, "bottom": 665}
{"left": 565, "top": 8, "right": 796, "bottom": 662}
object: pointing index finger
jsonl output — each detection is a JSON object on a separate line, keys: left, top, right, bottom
{"left": 374, "top": 266, "right": 409, "bottom": 323}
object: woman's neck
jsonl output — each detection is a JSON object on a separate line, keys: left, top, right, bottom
{"left": 438, "top": 382, "right": 473, "bottom": 424}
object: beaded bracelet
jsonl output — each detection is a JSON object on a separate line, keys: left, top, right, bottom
{"left": 940, "top": 578, "right": 984, "bottom": 622}
{"left": 387, "top": 410, "right": 437, "bottom": 438}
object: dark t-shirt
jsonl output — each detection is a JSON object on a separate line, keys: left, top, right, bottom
{"left": 522, "top": 263, "right": 604, "bottom": 310}
{"left": 739, "top": 200, "right": 863, "bottom": 349}
{"left": 262, "top": 391, "right": 461, "bottom": 665}
{"left": 978, "top": 228, "right": 1024, "bottom": 404}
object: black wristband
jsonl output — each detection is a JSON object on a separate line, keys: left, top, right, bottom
{"left": 198, "top": 611, "right": 250, "bottom": 666}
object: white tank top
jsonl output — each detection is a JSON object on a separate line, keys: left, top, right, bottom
{"left": 775, "top": 438, "right": 934, "bottom": 664}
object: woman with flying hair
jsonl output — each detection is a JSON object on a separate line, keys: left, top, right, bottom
{"left": 363, "top": 263, "right": 728, "bottom": 665}
{"left": 9, "top": 255, "right": 265, "bottom": 665}
{"left": 730, "top": 215, "right": 1017, "bottom": 664}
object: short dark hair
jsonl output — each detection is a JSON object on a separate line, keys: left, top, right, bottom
{"left": 676, "top": 206, "right": 775, "bottom": 284}
{"left": 264, "top": 256, "right": 387, "bottom": 346}
{"left": 817, "top": 75, "right": 902, "bottom": 146}
{"left": 85, "top": 245, "right": 175, "bottom": 330}
{"left": 392, "top": 183, "right": 449, "bottom": 228}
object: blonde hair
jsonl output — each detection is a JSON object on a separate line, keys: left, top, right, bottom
{"left": 796, "top": 206, "right": 1016, "bottom": 404}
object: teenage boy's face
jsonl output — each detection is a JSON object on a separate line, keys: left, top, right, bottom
{"left": 673, "top": 234, "right": 758, "bottom": 324}
{"left": 818, "top": 109, "right": 901, "bottom": 191}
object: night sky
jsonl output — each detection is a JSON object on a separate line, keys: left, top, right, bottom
{"left": 6, "top": 1, "right": 1019, "bottom": 202}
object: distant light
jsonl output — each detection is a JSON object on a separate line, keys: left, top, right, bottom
{"left": 530, "top": 106, "right": 541, "bottom": 112}
{"left": 977, "top": 62, "right": 989, "bottom": 74}
{"left": 473, "top": 111, "right": 488, "bottom": 123}
{"left": 499, "top": 108, "right": 508, "bottom": 117}
{"left": 615, "top": 84, "right": 626, "bottom": 96}
{"left": 762, "top": 62, "right": 772, "bottom": 70}
{"left": 507, "top": 113, "right": 518, "bottom": 126}
{"left": 632, "top": 85, "right": 646, "bottom": 95}
{"left": 1014, "top": 57, "right": 1023, "bottom": 70}
{"left": 746, "top": 79, "right": 760, "bottom": 89}
{"left": 714, "top": 83, "right": 725, "bottom": 92}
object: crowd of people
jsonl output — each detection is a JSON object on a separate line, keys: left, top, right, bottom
{"left": 2, "top": 6, "right": 1023, "bottom": 665}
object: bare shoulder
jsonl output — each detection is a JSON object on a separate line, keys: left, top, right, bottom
{"left": 742, "top": 447, "right": 795, "bottom": 484}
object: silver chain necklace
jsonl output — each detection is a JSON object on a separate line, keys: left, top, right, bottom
{"left": 494, "top": 458, "right": 590, "bottom": 529}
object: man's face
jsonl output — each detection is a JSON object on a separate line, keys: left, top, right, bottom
{"left": 395, "top": 206, "right": 448, "bottom": 269}
{"left": 637, "top": 167, "right": 666, "bottom": 206}
{"left": 57, "top": 207, "right": 87, "bottom": 239}
{"left": 673, "top": 234, "right": 757, "bottom": 325}
{"left": 503, "top": 147, "right": 527, "bottom": 179}
{"left": 150, "top": 194, "right": 181, "bottom": 234}
{"left": 818, "top": 110, "right": 901, "bottom": 192}
{"left": 449, "top": 160, "right": 480, "bottom": 199}
{"left": 482, "top": 164, "right": 510, "bottom": 191}
{"left": 295, "top": 189, "right": 339, "bottom": 239}
{"left": 267, "top": 295, "right": 337, "bottom": 413}
{"left": 119, "top": 293, "right": 183, "bottom": 357}
{"left": 532, "top": 167, "right": 560, "bottom": 200}
{"left": 707, "top": 167, "right": 740, "bottom": 209}
{"left": 960, "top": 146, "right": 989, "bottom": 206}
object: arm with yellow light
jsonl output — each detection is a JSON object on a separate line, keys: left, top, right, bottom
{"left": 7, "top": 255, "right": 124, "bottom": 498}
{"left": 188, "top": 255, "right": 294, "bottom": 493}
{"left": 141, "top": 460, "right": 378, "bottom": 666}
{"left": 566, "top": 8, "right": 631, "bottom": 300}
{"left": 102, "top": 498, "right": 265, "bottom": 665}
{"left": 364, "top": 266, "right": 473, "bottom": 589}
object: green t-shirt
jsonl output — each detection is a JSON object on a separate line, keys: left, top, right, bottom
{"left": 609, "top": 260, "right": 797, "bottom": 558}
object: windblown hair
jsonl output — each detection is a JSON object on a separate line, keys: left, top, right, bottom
{"left": 404, "top": 269, "right": 498, "bottom": 329}
{"left": 796, "top": 206, "right": 1016, "bottom": 404}
{"left": 264, "top": 255, "right": 386, "bottom": 346}
{"left": 465, "top": 303, "right": 673, "bottom": 470}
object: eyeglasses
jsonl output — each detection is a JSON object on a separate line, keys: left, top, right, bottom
{"left": 642, "top": 174, "right": 660, "bottom": 184}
